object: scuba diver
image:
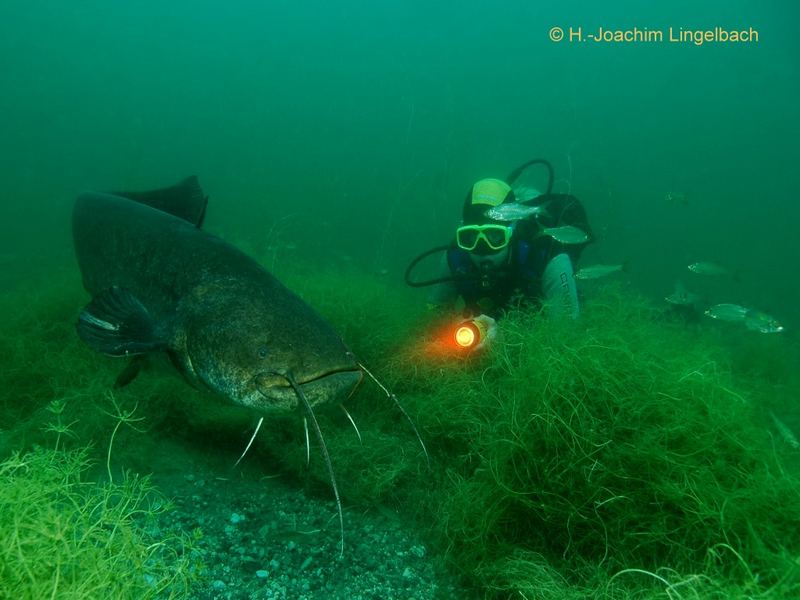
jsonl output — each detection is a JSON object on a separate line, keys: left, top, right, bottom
{"left": 405, "top": 159, "right": 592, "bottom": 351}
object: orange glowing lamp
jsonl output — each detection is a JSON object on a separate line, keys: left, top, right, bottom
{"left": 455, "top": 324, "right": 477, "bottom": 348}
{"left": 453, "top": 319, "right": 487, "bottom": 349}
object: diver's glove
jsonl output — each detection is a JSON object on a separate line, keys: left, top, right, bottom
{"left": 473, "top": 314, "right": 498, "bottom": 351}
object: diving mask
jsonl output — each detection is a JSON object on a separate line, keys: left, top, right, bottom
{"left": 455, "top": 224, "right": 512, "bottom": 252}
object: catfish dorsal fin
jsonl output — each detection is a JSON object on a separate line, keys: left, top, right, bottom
{"left": 111, "top": 176, "right": 208, "bottom": 228}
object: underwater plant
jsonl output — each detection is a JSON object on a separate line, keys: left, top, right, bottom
{"left": 3, "top": 265, "right": 800, "bottom": 599}
{"left": 282, "top": 272, "right": 800, "bottom": 599}
{"left": 0, "top": 445, "right": 196, "bottom": 599}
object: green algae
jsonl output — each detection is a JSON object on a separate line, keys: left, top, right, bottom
{"left": 2, "top": 265, "right": 799, "bottom": 599}
{"left": 284, "top": 271, "right": 800, "bottom": 599}
{"left": 0, "top": 441, "right": 196, "bottom": 599}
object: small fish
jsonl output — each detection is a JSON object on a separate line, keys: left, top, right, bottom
{"left": 704, "top": 303, "right": 749, "bottom": 322}
{"left": 744, "top": 310, "right": 784, "bottom": 334}
{"left": 540, "top": 225, "right": 589, "bottom": 245}
{"left": 575, "top": 263, "right": 627, "bottom": 280}
{"left": 485, "top": 202, "right": 548, "bottom": 222}
{"left": 512, "top": 186, "right": 543, "bottom": 202}
{"left": 665, "top": 281, "right": 700, "bottom": 306}
{"left": 688, "top": 262, "right": 731, "bottom": 276}
{"left": 665, "top": 191, "right": 688, "bottom": 206}
{"left": 769, "top": 412, "right": 799, "bottom": 449}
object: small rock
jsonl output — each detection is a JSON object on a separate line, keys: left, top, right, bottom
{"left": 256, "top": 569, "right": 269, "bottom": 579}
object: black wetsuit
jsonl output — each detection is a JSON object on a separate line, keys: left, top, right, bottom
{"left": 445, "top": 193, "right": 592, "bottom": 317}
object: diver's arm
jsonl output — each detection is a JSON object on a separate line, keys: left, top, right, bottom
{"left": 542, "top": 253, "right": 579, "bottom": 318}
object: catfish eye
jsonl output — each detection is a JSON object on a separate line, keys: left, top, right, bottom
{"left": 257, "top": 346, "right": 268, "bottom": 359}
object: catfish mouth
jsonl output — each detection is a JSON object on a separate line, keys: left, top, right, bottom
{"left": 298, "top": 368, "right": 363, "bottom": 404}
{"left": 256, "top": 366, "right": 363, "bottom": 408}
{"left": 297, "top": 366, "right": 363, "bottom": 389}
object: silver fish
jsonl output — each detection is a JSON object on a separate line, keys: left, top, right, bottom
{"left": 513, "top": 186, "right": 543, "bottom": 202}
{"left": 744, "top": 310, "right": 784, "bottom": 334}
{"left": 485, "top": 202, "right": 548, "bottom": 222}
{"left": 665, "top": 281, "right": 700, "bottom": 306}
{"left": 769, "top": 411, "right": 799, "bottom": 448}
{"left": 704, "top": 303, "right": 749, "bottom": 322}
{"left": 540, "top": 225, "right": 589, "bottom": 245}
{"left": 575, "top": 263, "right": 626, "bottom": 280}
{"left": 688, "top": 262, "right": 730, "bottom": 276}
{"left": 665, "top": 191, "right": 688, "bottom": 206}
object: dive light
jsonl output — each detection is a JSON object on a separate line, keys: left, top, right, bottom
{"left": 454, "top": 318, "right": 488, "bottom": 349}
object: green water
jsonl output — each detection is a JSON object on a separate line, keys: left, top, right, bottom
{"left": 2, "top": 2, "right": 798, "bottom": 320}
{"left": 1, "top": 2, "right": 799, "bottom": 598}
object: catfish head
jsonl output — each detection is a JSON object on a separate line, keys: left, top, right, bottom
{"left": 178, "top": 280, "right": 362, "bottom": 412}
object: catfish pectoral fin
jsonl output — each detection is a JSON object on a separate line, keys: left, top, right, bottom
{"left": 77, "top": 286, "right": 166, "bottom": 357}
{"left": 114, "top": 355, "right": 147, "bottom": 388}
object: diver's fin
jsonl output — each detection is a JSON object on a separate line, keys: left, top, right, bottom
{"left": 77, "top": 287, "right": 166, "bottom": 357}
{"left": 111, "top": 176, "right": 208, "bottom": 227}
{"left": 114, "top": 355, "right": 147, "bottom": 388}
